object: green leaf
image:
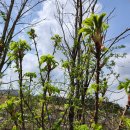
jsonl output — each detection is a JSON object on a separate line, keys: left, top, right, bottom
{"left": 52, "top": 118, "right": 62, "bottom": 130}
{"left": 123, "top": 117, "right": 130, "bottom": 128}
{"left": 117, "top": 79, "right": 130, "bottom": 93}
{"left": 40, "top": 54, "right": 58, "bottom": 71}
{"left": 12, "top": 126, "right": 19, "bottom": 130}
{"left": 24, "top": 72, "right": 37, "bottom": 78}
{"left": 91, "top": 123, "right": 103, "bottom": 130}
{"left": 27, "top": 28, "right": 37, "bottom": 39}
{"left": 83, "top": 17, "right": 93, "bottom": 27}
{"left": 98, "top": 13, "right": 106, "bottom": 29}
{"left": 62, "top": 61, "right": 69, "bottom": 68}
{"left": 51, "top": 34, "right": 62, "bottom": 47}
{"left": 102, "top": 23, "right": 109, "bottom": 31}
{"left": 92, "top": 14, "right": 99, "bottom": 29}
{"left": 47, "top": 83, "right": 60, "bottom": 94}
{"left": 8, "top": 39, "right": 31, "bottom": 61}
{"left": 75, "top": 124, "right": 89, "bottom": 130}
{"left": 87, "top": 83, "right": 98, "bottom": 94}
{"left": 79, "top": 12, "right": 108, "bottom": 40}
{"left": 78, "top": 28, "right": 92, "bottom": 35}
{"left": 0, "top": 11, "right": 7, "bottom": 21}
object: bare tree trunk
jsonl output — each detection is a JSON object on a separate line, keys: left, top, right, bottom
{"left": 68, "top": 75, "right": 75, "bottom": 130}
{"left": 19, "top": 56, "right": 25, "bottom": 130}
{"left": 69, "top": 105, "right": 74, "bottom": 130}
{"left": 94, "top": 43, "right": 101, "bottom": 124}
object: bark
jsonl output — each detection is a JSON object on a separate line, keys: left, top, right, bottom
{"left": 19, "top": 55, "right": 25, "bottom": 130}
{"left": 33, "top": 39, "right": 46, "bottom": 130}
{"left": 94, "top": 42, "right": 101, "bottom": 124}
{"left": 69, "top": 105, "right": 75, "bottom": 130}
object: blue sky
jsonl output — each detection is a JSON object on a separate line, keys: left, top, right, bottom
{"left": 100, "top": 0, "right": 130, "bottom": 45}
{"left": 1, "top": 0, "right": 130, "bottom": 106}
{"left": 30, "top": 0, "right": 130, "bottom": 106}
{"left": 25, "top": 0, "right": 130, "bottom": 106}
{"left": 98, "top": 0, "right": 130, "bottom": 106}
{"left": 100, "top": 0, "right": 130, "bottom": 28}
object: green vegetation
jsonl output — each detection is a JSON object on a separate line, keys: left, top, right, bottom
{"left": 0, "top": 0, "right": 130, "bottom": 130}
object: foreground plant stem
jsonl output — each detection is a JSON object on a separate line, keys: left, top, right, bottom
{"left": 33, "top": 38, "right": 46, "bottom": 130}
{"left": 19, "top": 53, "right": 25, "bottom": 130}
{"left": 94, "top": 46, "right": 101, "bottom": 124}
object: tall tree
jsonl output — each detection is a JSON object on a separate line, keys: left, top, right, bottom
{"left": 0, "top": 0, "right": 46, "bottom": 76}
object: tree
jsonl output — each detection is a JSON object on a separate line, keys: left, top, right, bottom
{"left": 0, "top": 0, "right": 130, "bottom": 130}
{"left": 0, "top": 0, "right": 46, "bottom": 76}
{"left": 8, "top": 39, "right": 31, "bottom": 129}
{"left": 54, "top": 0, "right": 130, "bottom": 129}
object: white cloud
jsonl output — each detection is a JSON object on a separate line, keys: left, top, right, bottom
{"left": 32, "top": 0, "right": 102, "bottom": 55}
{"left": 107, "top": 91, "right": 127, "bottom": 107}
{"left": 105, "top": 53, "right": 130, "bottom": 107}
{"left": 23, "top": 53, "right": 38, "bottom": 73}
{"left": 7, "top": 0, "right": 130, "bottom": 107}
{"left": 115, "top": 54, "right": 130, "bottom": 81}
{"left": 2, "top": 0, "right": 128, "bottom": 107}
